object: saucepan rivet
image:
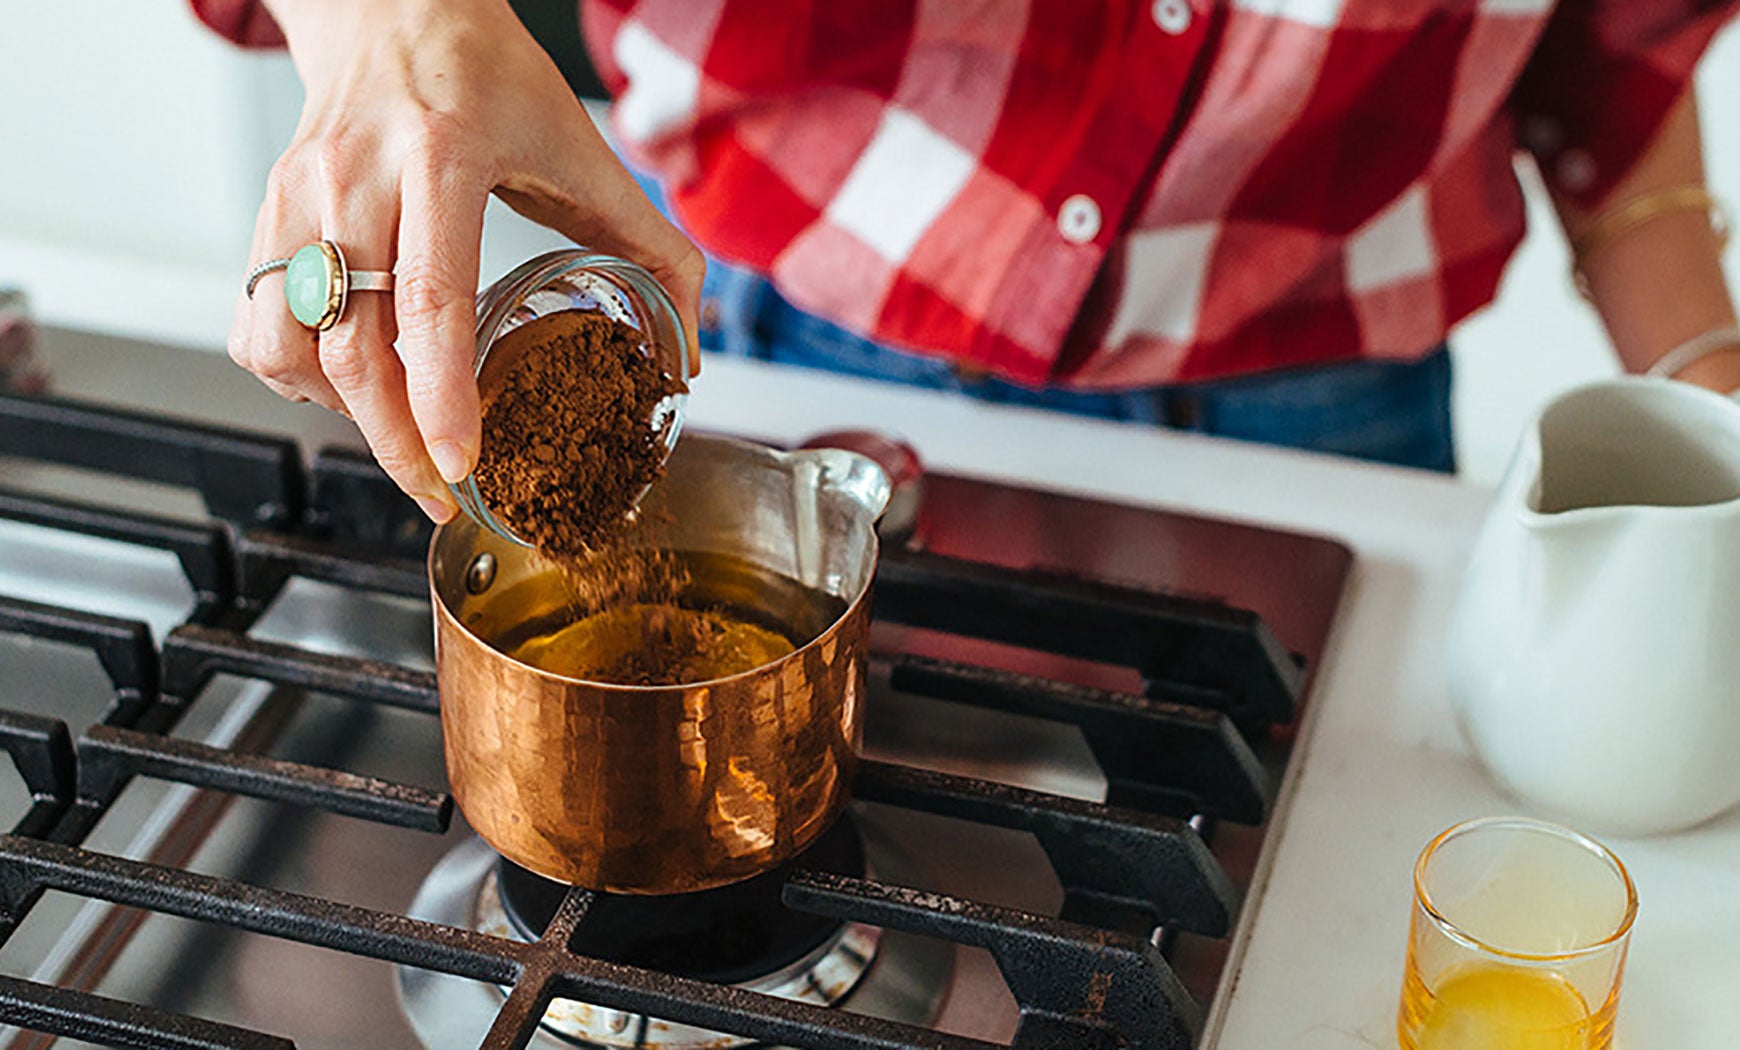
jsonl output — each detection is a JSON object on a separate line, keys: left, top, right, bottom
{"left": 465, "top": 553, "right": 497, "bottom": 595}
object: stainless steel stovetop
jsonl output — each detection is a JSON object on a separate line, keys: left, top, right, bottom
{"left": 0, "top": 328, "right": 1350, "bottom": 1049}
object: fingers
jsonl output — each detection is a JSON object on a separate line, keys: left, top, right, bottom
{"left": 395, "top": 115, "right": 487, "bottom": 485}
{"left": 579, "top": 169, "right": 706, "bottom": 375}
{"left": 578, "top": 148, "right": 706, "bottom": 375}
{"left": 257, "top": 376, "right": 311, "bottom": 404}
{"left": 496, "top": 119, "right": 707, "bottom": 376}
{"left": 232, "top": 124, "right": 479, "bottom": 523}
{"left": 655, "top": 238, "right": 707, "bottom": 377}
{"left": 231, "top": 154, "right": 347, "bottom": 413}
{"left": 319, "top": 293, "right": 456, "bottom": 524}
{"left": 577, "top": 185, "right": 706, "bottom": 376}
{"left": 318, "top": 135, "right": 460, "bottom": 524}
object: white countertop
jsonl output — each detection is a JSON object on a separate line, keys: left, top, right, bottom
{"left": 10, "top": 245, "right": 1739, "bottom": 1044}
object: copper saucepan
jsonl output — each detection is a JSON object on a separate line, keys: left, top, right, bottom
{"left": 430, "top": 434, "right": 890, "bottom": 893}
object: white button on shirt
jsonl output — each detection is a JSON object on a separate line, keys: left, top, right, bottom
{"left": 1057, "top": 194, "right": 1102, "bottom": 244}
{"left": 1152, "top": 0, "right": 1192, "bottom": 34}
{"left": 1556, "top": 148, "right": 1598, "bottom": 194}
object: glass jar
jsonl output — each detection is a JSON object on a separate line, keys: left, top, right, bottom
{"left": 448, "top": 249, "right": 690, "bottom": 546}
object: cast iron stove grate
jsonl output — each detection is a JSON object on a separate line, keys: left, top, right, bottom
{"left": 0, "top": 391, "right": 1348, "bottom": 1050}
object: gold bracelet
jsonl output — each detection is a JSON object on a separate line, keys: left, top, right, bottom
{"left": 1570, "top": 184, "right": 1731, "bottom": 300}
{"left": 1572, "top": 185, "right": 1729, "bottom": 260}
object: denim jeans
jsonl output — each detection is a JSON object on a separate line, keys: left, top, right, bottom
{"left": 641, "top": 176, "right": 1457, "bottom": 473}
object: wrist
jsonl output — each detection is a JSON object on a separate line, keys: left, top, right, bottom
{"left": 1578, "top": 206, "right": 1739, "bottom": 377}
{"left": 1646, "top": 326, "right": 1740, "bottom": 395}
{"left": 1671, "top": 348, "right": 1740, "bottom": 397}
{"left": 263, "top": 0, "right": 513, "bottom": 74}
{"left": 259, "top": 0, "right": 359, "bottom": 48}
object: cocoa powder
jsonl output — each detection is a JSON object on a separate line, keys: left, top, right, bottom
{"left": 473, "top": 310, "right": 682, "bottom": 561}
{"left": 472, "top": 308, "right": 743, "bottom": 685}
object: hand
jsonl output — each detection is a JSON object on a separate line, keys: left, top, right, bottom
{"left": 230, "top": 0, "right": 704, "bottom": 522}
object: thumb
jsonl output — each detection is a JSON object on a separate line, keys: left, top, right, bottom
{"left": 497, "top": 148, "right": 706, "bottom": 376}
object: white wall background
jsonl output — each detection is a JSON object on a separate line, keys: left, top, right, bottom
{"left": 1, "top": 2, "right": 1736, "bottom": 483}
{"left": 0, "top": 3, "right": 298, "bottom": 269}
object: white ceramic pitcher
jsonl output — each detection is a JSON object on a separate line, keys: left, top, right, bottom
{"left": 1447, "top": 378, "right": 1740, "bottom": 836}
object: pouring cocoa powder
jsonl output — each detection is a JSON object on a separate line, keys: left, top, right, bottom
{"left": 470, "top": 309, "right": 789, "bottom": 686}
{"left": 472, "top": 310, "right": 682, "bottom": 561}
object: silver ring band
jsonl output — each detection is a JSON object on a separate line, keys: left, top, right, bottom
{"left": 347, "top": 270, "right": 395, "bottom": 293}
{"left": 245, "top": 257, "right": 290, "bottom": 299}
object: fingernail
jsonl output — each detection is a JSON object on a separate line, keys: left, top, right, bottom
{"left": 429, "top": 441, "right": 472, "bottom": 484}
{"left": 416, "top": 493, "right": 458, "bottom": 524}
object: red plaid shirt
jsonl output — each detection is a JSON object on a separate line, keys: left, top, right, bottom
{"left": 195, "top": 0, "right": 1736, "bottom": 388}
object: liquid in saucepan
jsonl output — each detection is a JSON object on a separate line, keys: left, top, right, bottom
{"left": 470, "top": 550, "right": 848, "bottom": 686}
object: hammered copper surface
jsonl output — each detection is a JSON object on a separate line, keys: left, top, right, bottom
{"left": 433, "top": 581, "right": 867, "bottom": 893}
{"left": 430, "top": 436, "right": 888, "bottom": 894}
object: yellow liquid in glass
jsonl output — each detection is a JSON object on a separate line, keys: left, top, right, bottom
{"left": 1400, "top": 960, "right": 1615, "bottom": 1050}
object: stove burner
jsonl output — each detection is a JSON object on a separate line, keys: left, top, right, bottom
{"left": 496, "top": 817, "right": 868, "bottom": 985}
{"left": 481, "top": 872, "right": 879, "bottom": 1049}
{"left": 484, "top": 817, "right": 881, "bottom": 1048}
{"left": 399, "top": 813, "right": 953, "bottom": 1050}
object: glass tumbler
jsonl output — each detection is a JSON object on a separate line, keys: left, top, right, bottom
{"left": 1398, "top": 817, "right": 1636, "bottom": 1050}
{"left": 447, "top": 249, "right": 690, "bottom": 546}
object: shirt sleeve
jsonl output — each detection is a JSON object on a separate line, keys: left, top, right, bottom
{"left": 186, "top": 0, "right": 286, "bottom": 48}
{"left": 1513, "top": 1, "right": 1737, "bottom": 209}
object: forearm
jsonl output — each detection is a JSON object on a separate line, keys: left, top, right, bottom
{"left": 1553, "top": 89, "right": 1738, "bottom": 391}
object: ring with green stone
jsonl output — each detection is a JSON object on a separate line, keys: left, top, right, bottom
{"left": 250, "top": 240, "right": 394, "bottom": 331}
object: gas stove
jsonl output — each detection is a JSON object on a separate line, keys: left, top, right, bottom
{"left": 0, "top": 330, "right": 1350, "bottom": 1049}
